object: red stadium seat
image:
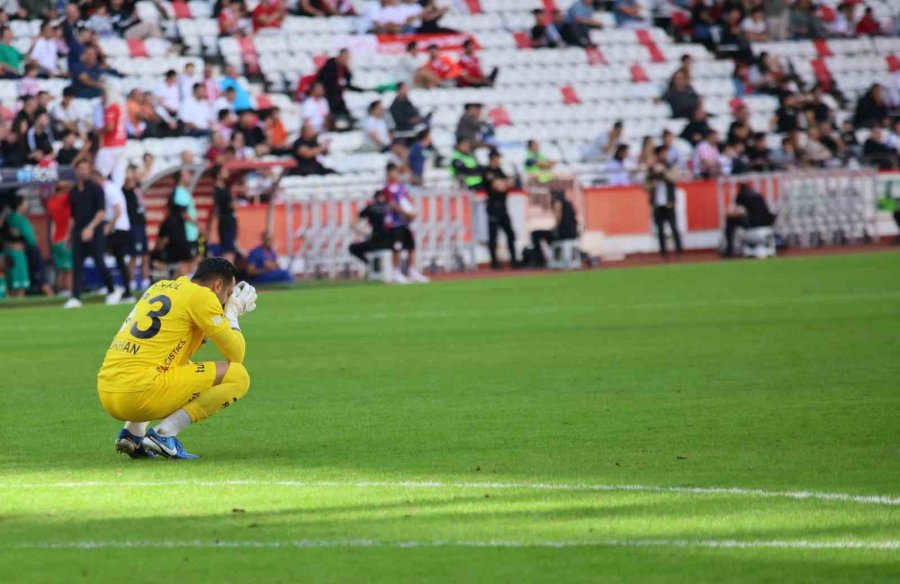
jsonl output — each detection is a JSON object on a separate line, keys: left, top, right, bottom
{"left": 560, "top": 85, "right": 580, "bottom": 105}
{"left": 814, "top": 39, "right": 833, "bottom": 58}
{"left": 630, "top": 63, "right": 649, "bottom": 83}
{"left": 171, "top": 1, "right": 191, "bottom": 19}
{"left": 585, "top": 46, "right": 606, "bottom": 66}
{"left": 488, "top": 106, "right": 511, "bottom": 127}
{"left": 513, "top": 32, "right": 532, "bottom": 50}
{"left": 127, "top": 39, "right": 149, "bottom": 58}
{"left": 887, "top": 55, "right": 900, "bottom": 72}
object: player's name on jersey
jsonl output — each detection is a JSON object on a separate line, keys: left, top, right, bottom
{"left": 109, "top": 340, "right": 142, "bottom": 356}
{"left": 155, "top": 281, "right": 183, "bottom": 290}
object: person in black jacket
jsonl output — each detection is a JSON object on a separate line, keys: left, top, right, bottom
{"left": 530, "top": 190, "right": 578, "bottom": 267}
{"left": 853, "top": 84, "right": 889, "bottom": 129}
{"left": 482, "top": 150, "right": 517, "bottom": 269}
{"left": 723, "top": 182, "right": 776, "bottom": 257}
{"left": 315, "top": 49, "right": 363, "bottom": 127}
{"left": 349, "top": 189, "right": 392, "bottom": 264}
{"left": 646, "top": 146, "right": 682, "bottom": 259}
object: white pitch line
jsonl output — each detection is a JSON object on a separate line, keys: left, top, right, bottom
{"left": 1, "top": 479, "right": 899, "bottom": 507}
{"left": 12, "top": 539, "right": 900, "bottom": 552}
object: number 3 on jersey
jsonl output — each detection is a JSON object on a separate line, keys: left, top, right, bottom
{"left": 130, "top": 295, "right": 173, "bottom": 340}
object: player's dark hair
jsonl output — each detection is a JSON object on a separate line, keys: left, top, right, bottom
{"left": 192, "top": 257, "right": 238, "bottom": 285}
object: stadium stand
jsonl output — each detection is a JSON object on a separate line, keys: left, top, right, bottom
{"left": 1, "top": 0, "right": 900, "bottom": 295}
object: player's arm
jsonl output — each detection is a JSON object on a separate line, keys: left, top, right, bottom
{"left": 188, "top": 289, "right": 247, "bottom": 364}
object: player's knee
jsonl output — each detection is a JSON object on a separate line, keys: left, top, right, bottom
{"left": 225, "top": 362, "right": 250, "bottom": 397}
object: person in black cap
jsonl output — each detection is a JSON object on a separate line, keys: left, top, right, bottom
{"left": 349, "top": 189, "right": 392, "bottom": 265}
{"left": 529, "top": 190, "right": 578, "bottom": 268}
{"left": 482, "top": 150, "right": 517, "bottom": 269}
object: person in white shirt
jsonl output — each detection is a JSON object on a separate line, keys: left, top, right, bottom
{"left": 740, "top": 7, "right": 769, "bottom": 42}
{"left": 51, "top": 86, "right": 82, "bottom": 135}
{"left": 178, "top": 62, "right": 199, "bottom": 102}
{"left": 301, "top": 82, "right": 331, "bottom": 133}
{"left": 178, "top": 83, "right": 213, "bottom": 136}
{"left": 693, "top": 129, "right": 722, "bottom": 178}
{"left": 362, "top": 100, "right": 392, "bottom": 151}
{"left": 213, "top": 86, "right": 238, "bottom": 117}
{"left": 95, "top": 169, "right": 134, "bottom": 302}
{"left": 154, "top": 69, "right": 181, "bottom": 117}
{"left": 606, "top": 144, "right": 637, "bottom": 186}
{"left": 29, "top": 21, "right": 60, "bottom": 76}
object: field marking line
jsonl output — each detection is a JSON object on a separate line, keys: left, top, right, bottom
{"left": 1, "top": 480, "right": 899, "bottom": 506}
{"left": 11, "top": 539, "right": 900, "bottom": 551}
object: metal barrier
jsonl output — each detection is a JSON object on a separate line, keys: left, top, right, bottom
{"left": 283, "top": 183, "right": 476, "bottom": 279}
{"left": 717, "top": 169, "right": 879, "bottom": 248}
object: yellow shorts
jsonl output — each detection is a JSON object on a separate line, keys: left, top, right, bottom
{"left": 98, "top": 361, "right": 218, "bottom": 422}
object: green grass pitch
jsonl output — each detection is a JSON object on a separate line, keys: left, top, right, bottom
{"left": 1, "top": 252, "right": 899, "bottom": 582}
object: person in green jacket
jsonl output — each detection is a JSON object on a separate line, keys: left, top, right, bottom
{"left": 0, "top": 26, "right": 23, "bottom": 78}
{"left": 450, "top": 139, "right": 485, "bottom": 190}
{"left": 5, "top": 194, "right": 52, "bottom": 296}
{"left": 525, "top": 139, "right": 556, "bottom": 183}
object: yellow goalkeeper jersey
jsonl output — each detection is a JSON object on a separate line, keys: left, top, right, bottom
{"left": 97, "top": 277, "right": 244, "bottom": 392}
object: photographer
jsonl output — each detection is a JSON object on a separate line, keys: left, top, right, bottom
{"left": 645, "top": 146, "right": 683, "bottom": 259}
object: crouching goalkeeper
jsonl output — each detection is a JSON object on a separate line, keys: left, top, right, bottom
{"left": 96, "top": 257, "right": 257, "bottom": 459}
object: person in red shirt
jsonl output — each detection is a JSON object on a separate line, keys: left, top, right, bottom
{"left": 456, "top": 39, "right": 498, "bottom": 88}
{"left": 96, "top": 83, "right": 128, "bottom": 186}
{"left": 218, "top": 0, "right": 248, "bottom": 36}
{"left": 252, "top": 0, "right": 285, "bottom": 31}
{"left": 855, "top": 7, "right": 880, "bottom": 36}
{"left": 425, "top": 44, "right": 461, "bottom": 84}
{"left": 46, "top": 184, "right": 73, "bottom": 296}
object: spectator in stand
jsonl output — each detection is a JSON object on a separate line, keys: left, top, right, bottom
{"left": 690, "top": 4, "right": 717, "bottom": 50}
{"left": 297, "top": 0, "right": 348, "bottom": 17}
{"left": 408, "top": 129, "right": 431, "bottom": 185}
{"left": 202, "top": 61, "right": 220, "bottom": 103}
{"left": 362, "top": 0, "right": 417, "bottom": 34}
{"left": 830, "top": 2, "right": 855, "bottom": 37}
{"left": 247, "top": 232, "right": 293, "bottom": 284}
{"left": 122, "top": 165, "right": 149, "bottom": 290}
{"left": 86, "top": 2, "right": 115, "bottom": 37}
{"left": 529, "top": 190, "right": 578, "bottom": 268}
{"left": 212, "top": 166, "right": 238, "bottom": 263}
{"left": 206, "top": 131, "right": 228, "bottom": 164}
{"left": 425, "top": 43, "right": 461, "bottom": 86}
{"left": 96, "top": 82, "right": 128, "bottom": 186}
{"left": 50, "top": 86, "right": 81, "bottom": 135}
{"left": 606, "top": 144, "right": 636, "bottom": 186}
{"left": 390, "top": 81, "right": 429, "bottom": 135}
{"left": 562, "top": 0, "right": 602, "bottom": 47}
{"left": 728, "top": 105, "right": 753, "bottom": 145}
{"left": 220, "top": 64, "right": 255, "bottom": 112}
{"left": 218, "top": 0, "right": 250, "bottom": 36}
{"left": 230, "top": 130, "right": 253, "bottom": 160}
{"left": 70, "top": 45, "right": 105, "bottom": 99}
{"left": 0, "top": 26, "right": 23, "bottom": 78}
{"left": 417, "top": 0, "right": 454, "bottom": 34}
{"left": 693, "top": 129, "right": 723, "bottom": 179}
{"left": 733, "top": 61, "right": 754, "bottom": 97}
{"left": 213, "top": 86, "right": 238, "bottom": 116}
{"left": 854, "top": 84, "right": 889, "bottom": 129}
{"left": 525, "top": 139, "right": 556, "bottom": 183}
{"left": 803, "top": 125, "right": 833, "bottom": 167}
{"left": 482, "top": 150, "right": 518, "bottom": 270}
{"left": 236, "top": 109, "right": 268, "bottom": 155}
{"left": 94, "top": 169, "right": 133, "bottom": 302}
{"left": 56, "top": 130, "right": 81, "bottom": 165}
{"left": 789, "top": 0, "right": 826, "bottom": 39}
{"left": 252, "top": 0, "right": 286, "bottom": 31}
{"left": 46, "top": 184, "right": 73, "bottom": 296}
{"left": 741, "top": 7, "right": 769, "bottom": 42}
{"left": 362, "top": 100, "right": 392, "bottom": 152}
{"left": 722, "top": 182, "right": 776, "bottom": 258}
{"left": 1, "top": 118, "right": 29, "bottom": 168}
{"left": 450, "top": 138, "right": 484, "bottom": 190}
{"left": 531, "top": 8, "right": 563, "bottom": 49}
{"left": 774, "top": 92, "right": 802, "bottom": 133}
{"left": 179, "top": 83, "right": 213, "bottom": 137}
{"left": 764, "top": 0, "right": 789, "bottom": 41}
{"left": 65, "top": 159, "right": 119, "bottom": 308}
{"left": 110, "top": 0, "right": 163, "bottom": 39}
{"left": 29, "top": 20, "right": 61, "bottom": 77}
{"left": 805, "top": 85, "right": 835, "bottom": 126}
{"left": 25, "top": 111, "right": 53, "bottom": 162}
{"left": 154, "top": 69, "right": 181, "bottom": 120}
{"left": 662, "top": 69, "right": 700, "bottom": 120}
{"left": 455, "top": 102, "right": 487, "bottom": 146}
{"left": 637, "top": 135, "right": 656, "bottom": 172}
{"left": 613, "top": 0, "right": 645, "bottom": 29}
{"left": 863, "top": 126, "right": 897, "bottom": 170}
{"left": 457, "top": 39, "right": 497, "bottom": 88}
{"left": 645, "top": 146, "right": 682, "bottom": 259}
{"left": 817, "top": 121, "right": 845, "bottom": 162}
{"left": 264, "top": 107, "right": 290, "bottom": 155}
{"left": 349, "top": 189, "right": 391, "bottom": 265}
{"left": 18, "top": 62, "right": 41, "bottom": 96}
{"left": 661, "top": 129, "right": 683, "bottom": 169}
{"left": 720, "top": 7, "right": 753, "bottom": 61}
{"left": 178, "top": 62, "right": 199, "bottom": 101}
{"left": 399, "top": 41, "right": 439, "bottom": 88}
{"left": 582, "top": 119, "right": 623, "bottom": 161}
{"left": 315, "top": 49, "right": 362, "bottom": 127}
{"left": 137, "top": 152, "right": 157, "bottom": 183}
{"left": 855, "top": 6, "right": 880, "bottom": 36}
{"left": 291, "top": 120, "right": 336, "bottom": 176}
{"left": 680, "top": 106, "right": 711, "bottom": 146}
{"left": 301, "top": 81, "right": 330, "bottom": 132}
